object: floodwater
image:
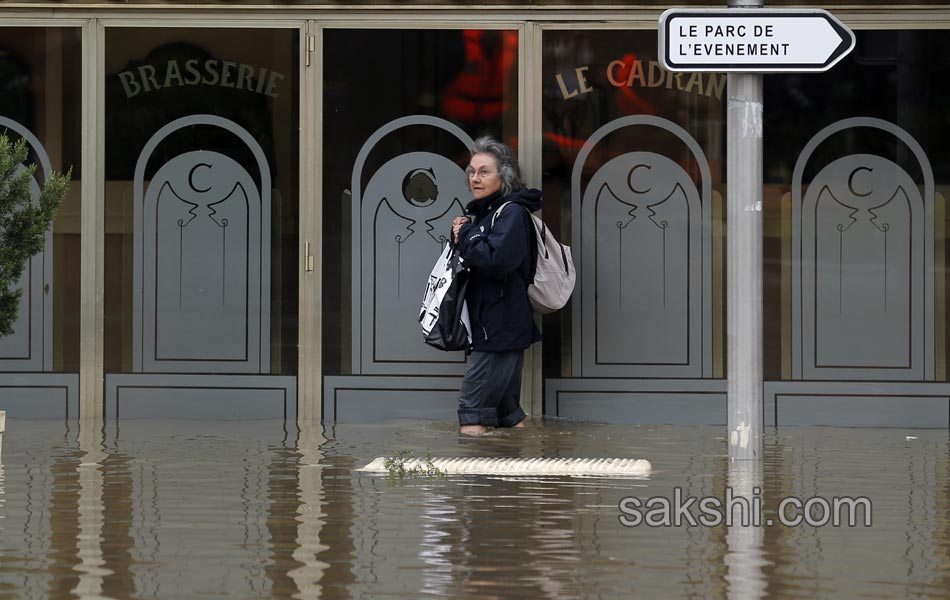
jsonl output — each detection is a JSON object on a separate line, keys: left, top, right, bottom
{"left": 0, "top": 419, "right": 947, "bottom": 599}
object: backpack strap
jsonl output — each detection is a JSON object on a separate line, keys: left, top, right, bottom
{"left": 490, "top": 200, "right": 515, "bottom": 230}
{"left": 491, "top": 201, "right": 544, "bottom": 279}
{"left": 497, "top": 204, "right": 568, "bottom": 273}
{"left": 493, "top": 201, "right": 550, "bottom": 254}
{"left": 492, "top": 201, "right": 544, "bottom": 242}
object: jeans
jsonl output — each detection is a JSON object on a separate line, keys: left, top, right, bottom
{"left": 458, "top": 350, "right": 527, "bottom": 427}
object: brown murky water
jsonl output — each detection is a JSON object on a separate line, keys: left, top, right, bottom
{"left": 0, "top": 419, "right": 947, "bottom": 599}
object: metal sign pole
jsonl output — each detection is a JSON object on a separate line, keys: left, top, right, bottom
{"left": 660, "top": 4, "right": 854, "bottom": 456}
{"left": 726, "top": 0, "right": 764, "bottom": 460}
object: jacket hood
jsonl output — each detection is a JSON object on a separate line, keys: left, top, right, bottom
{"left": 505, "top": 187, "right": 543, "bottom": 212}
{"left": 466, "top": 187, "right": 542, "bottom": 218}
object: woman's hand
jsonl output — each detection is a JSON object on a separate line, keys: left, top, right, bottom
{"left": 452, "top": 216, "right": 470, "bottom": 244}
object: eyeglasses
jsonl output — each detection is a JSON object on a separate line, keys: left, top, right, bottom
{"left": 466, "top": 168, "right": 497, "bottom": 179}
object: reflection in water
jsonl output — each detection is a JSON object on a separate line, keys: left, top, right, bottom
{"left": 417, "top": 491, "right": 455, "bottom": 597}
{"left": 47, "top": 429, "right": 82, "bottom": 599}
{"left": 0, "top": 421, "right": 945, "bottom": 599}
{"left": 73, "top": 426, "right": 112, "bottom": 600}
{"left": 287, "top": 427, "right": 329, "bottom": 600}
{"left": 681, "top": 440, "right": 727, "bottom": 596}
{"left": 725, "top": 461, "right": 767, "bottom": 600}
{"left": 129, "top": 438, "right": 160, "bottom": 599}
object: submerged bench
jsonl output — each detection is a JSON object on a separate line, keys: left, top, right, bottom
{"left": 360, "top": 456, "right": 652, "bottom": 477}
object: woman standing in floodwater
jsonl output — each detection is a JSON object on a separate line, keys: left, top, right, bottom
{"left": 451, "top": 137, "right": 541, "bottom": 435}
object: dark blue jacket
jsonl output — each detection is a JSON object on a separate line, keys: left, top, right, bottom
{"left": 456, "top": 188, "right": 543, "bottom": 352}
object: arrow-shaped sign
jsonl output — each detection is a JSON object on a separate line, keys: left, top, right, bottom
{"left": 659, "top": 9, "right": 856, "bottom": 73}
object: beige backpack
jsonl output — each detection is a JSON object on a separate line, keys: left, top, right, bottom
{"left": 492, "top": 201, "right": 576, "bottom": 314}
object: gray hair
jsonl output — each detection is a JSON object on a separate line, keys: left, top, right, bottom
{"left": 471, "top": 136, "right": 525, "bottom": 196}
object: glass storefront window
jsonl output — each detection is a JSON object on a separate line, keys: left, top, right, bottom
{"left": 0, "top": 27, "right": 82, "bottom": 418}
{"left": 763, "top": 29, "right": 950, "bottom": 425}
{"left": 103, "top": 27, "right": 299, "bottom": 418}
{"left": 541, "top": 29, "right": 727, "bottom": 422}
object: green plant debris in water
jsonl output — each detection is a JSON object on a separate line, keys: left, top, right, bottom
{"left": 383, "top": 450, "right": 447, "bottom": 480}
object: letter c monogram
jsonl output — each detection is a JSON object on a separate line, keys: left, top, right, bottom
{"left": 627, "top": 163, "right": 652, "bottom": 194}
{"left": 848, "top": 166, "right": 873, "bottom": 198}
{"left": 189, "top": 162, "right": 214, "bottom": 193}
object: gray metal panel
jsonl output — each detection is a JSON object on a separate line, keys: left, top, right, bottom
{"left": 546, "top": 378, "right": 727, "bottom": 425}
{"left": 0, "top": 373, "right": 79, "bottom": 419}
{"left": 583, "top": 153, "right": 700, "bottom": 376}
{"left": 133, "top": 115, "right": 271, "bottom": 374}
{"left": 323, "top": 375, "right": 463, "bottom": 422}
{"left": 0, "top": 118, "right": 54, "bottom": 373}
{"left": 105, "top": 374, "right": 296, "bottom": 420}
{"left": 570, "top": 116, "right": 713, "bottom": 379}
{"left": 350, "top": 116, "right": 474, "bottom": 377}
{"left": 791, "top": 118, "right": 935, "bottom": 381}
{"left": 764, "top": 381, "right": 950, "bottom": 427}
{"left": 360, "top": 154, "right": 468, "bottom": 373}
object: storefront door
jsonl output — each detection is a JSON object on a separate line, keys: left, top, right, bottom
{"left": 0, "top": 26, "right": 83, "bottom": 418}
{"left": 102, "top": 26, "right": 301, "bottom": 419}
{"left": 540, "top": 27, "right": 728, "bottom": 423}
{"left": 319, "top": 27, "right": 520, "bottom": 421}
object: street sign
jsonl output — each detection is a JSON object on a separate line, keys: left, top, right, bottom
{"left": 659, "top": 8, "right": 855, "bottom": 73}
